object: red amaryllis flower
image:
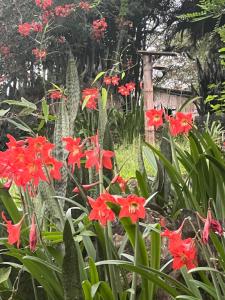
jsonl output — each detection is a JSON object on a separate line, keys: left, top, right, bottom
{"left": 197, "top": 209, "right": 223, "bottom": 244}
{"left": 88, "top": 193, "right": 117, "bottom": 226}
{"left": 32, "top": 48, "right": 47, "bottom": 60}
{"left": 82, "top": 88, "right": 98, "bottom": 110}
{"left": 62, "top": 137, "right": 84, "bottom": 170}
{"left": 146, "top": 109, "right": 164, "bottom": 129}
{"left": 125, "top": 82, "right": 135, "bottom": 91}
{"left": 170, "top": 237, "right": 197, "bottom": 270}
{"left": 29, "top": 214, "right": 37, "bottom": 252}
{"left": 43, "top": 156, "right": 63, "bottom": 180}
{"left": 111, "top": 76, "right": 120, "bottom": 86}
{"left": 176, "top": 112, "right": 193, "bottom": 134}
{"left": 161, "top": 219, "right": 186, "bottom": 239}
{"left": 103, "top": 76, "right": 112, "bottom": 85}
{"left": 118, "top": 195, "right": 146, "bottom": 223}
{"left": 92, "top": 18, "right": 107, "bottom": 40}
{"left": 78, "top": 1, "right": 91, "bottom": 11}
{"left": 35, "top": 0, "right": 53, "bottom": 10}
{"left": 18, "top": 23, "right": 32, "bottom": 36}
{"left": 118, "top": 85, "right": 130, "bottom": 96}
{"left": 49, "top": 90, "right": 63, "bottom": 100}
{"left": 73, "top": 181, "right": 99, "bottom": 193}
{"left": 1, "top": 212, "right": 25, "bottom": 248}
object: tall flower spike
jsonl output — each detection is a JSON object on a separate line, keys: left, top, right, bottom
{"left": 1, "top": 212, "right": 25, "bottom": 248}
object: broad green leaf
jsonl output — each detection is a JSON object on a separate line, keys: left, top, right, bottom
{"left": 82, "top": 95, "right": 91, "bottom": 110}
{"left": 0, "top": 108, "right": 10, "bottom": 117}
{"left": 91, "top": 282, "right": 114, "bottom": 300}
{"left": 92, "top": 71, "right": 106, "bottom": 84}
{"left": 7, "top": 118, "right": 33, "bottom": 133}
{"left": 0, "top": 267, "right": 11, "bottom": 284}
{"left": 101, "top": 87, "right": 108, "bottom": 109}
{"left": 82, "top": 280, "right": 93, "bottom": 300}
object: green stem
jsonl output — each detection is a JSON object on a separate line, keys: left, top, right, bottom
{"left": 130, "top": 222, "right": 139, "bottom": 300}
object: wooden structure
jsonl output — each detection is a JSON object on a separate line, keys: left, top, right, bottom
{"left": 138, "top": 50, "right": 177, "bottom": 143}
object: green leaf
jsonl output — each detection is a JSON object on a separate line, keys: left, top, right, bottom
{"left": 89, "top": 257, "right": 99, "bottom": 285}
{"left": 3, "top": 98, "right": 36, "bottom": 110}
{"left": 42, "top": 98, "right": 49, "bottom": 123}
{"left": 82, "top": 95, "right": 91, "bottom": 110}
{"left": 7, "top": 118, "right": 33, "bottom": 133}
{"left": 92, "top": 71, "right": 106, "bottom": 85}
{"left": 0, "top": 267, "right": 11, "bottom": 284}
{"left": 0, "top": 108, "right": 10, "bottom": 117}
{"left": 82, "top": 280, "right": 93, "bottom": 300}
{"left": 101, "top": 87, "right": 108, "bottom": 109}
{"left": 121, "top": 72, "right": 125, "bottom": 79}
{"left": 62, "top": 220, "right": 83, "bottom": 300}
{"left": 91, "top": 282, "right": 114, "bottom": 300}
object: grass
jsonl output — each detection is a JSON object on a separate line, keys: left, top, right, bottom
{"left": 115, "top": 142, "right": 156, "bottom": 179}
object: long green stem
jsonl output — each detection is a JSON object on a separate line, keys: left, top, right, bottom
{"left": 130, "top": 222, "right": 139, "bottom": 300}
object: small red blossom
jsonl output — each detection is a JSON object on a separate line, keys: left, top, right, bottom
{"left": 118, "top": 195, "right": 146, "bottom": 223}
{"left": 43, "top": 156, "right": 63, "bottom": 180}
{"left": 118, "top": 85, "right": 130, "bottom": 96}
{"left": 88, "top": 193, "right": 117, "bottom": 226}
{"left": 35, "top": 0, "right": 53, "bottom": 10}
{"left": 29, "top": 214, "right": 37, "bottom": 252}
{"left": 92, "top": 18, "right": 107, "bottom": 40}
{"left": 62, "top": 137, "right": 84, "bottom": 170}
{"left": 197, "top": 209, "right": 223, "bottom": 244}
{"left": 111, "top": 76, "right": 120, "bottom": 86}
{"left": 1, "top": 212, "right": 25, "bottom": 248}
{"left": 49, "top": 90, "right": 64, "bottom": 100}
{"left": 82, "top": 88, "right": 98, "bottom": 110}
{"left": 18, "top": 23, "right": 32, "bottom": 36}
{"left": 78, "top": 1, "right": 91, "bottom": 11}
{"left": 31, "top": 21, "right": 43, "bottom": 32}
{"left": 146, "top": 109, "right": 164, "bottom": 129}
{"left": 54, "top": 4, "right": 75, "bottom": 17}
{"left": 32, "top": 48, "right": 47, "bottom": 60}
{"left": 103, "top": 76, "right": 112, "bottom": 85}
{"left": 125, "top": 82, "right": 135, "bottom": 91}
{"left": 57, "top": 35, "right": 66, "bottom": 43}
{"left": 168, "top": 116, "right": 181, "bottom": 137}
{"left": 111, "top": 174, "right": 128, "bottom": 193}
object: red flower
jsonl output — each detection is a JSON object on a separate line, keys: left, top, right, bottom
{"left": 103, "top": 76, "right": 112, "bottom": 85}
{"left": 111, "top": 76, "right": 120, "bottom": 86}
{"left": 161, "top": 219, "right": 186, "bottom": 239}
{"left": 62, "top": 137, "right": 84, "bottom": 170}
{"left": 32, "top": 48, "right": 47, "bottom": 60}
{"left": 1, "top": 212, "right": 25, "bottom": 248}
{"left": 170, "top": 237, "right": 197, "bottom": 270}
{"left": 29, "top": 214, "right": 37, "bottom": 252}
{"left": 18, "top": 23, "right": 32, "bottom": 36}
{"left": 73, "top": 181, "right": 99, "bottom": 193}
{"left": 43, "top": 155, "right": 63, "bottom": 180}
{"left": 31, "top": 21, "right": 43, "bottom": 32}
{"left": 54, "top": 4, "right": 75, "bottom": 17}
{"left": 197, "top": 209, "right": 223, "bottom": 244}
{"left": 85, "top": 147, "right": 114, "bottom": 171}
{"left": 118, "top": 85, "right": 130, "bottom": 96}
{"left": 168, "top": 116, "right": 182, "bottom": 137}
{"left": 125, "top": 82, "right": 135, "bottom": 91}
{"left": 118, "top": 195, "right": 146, "bottom": 223}
{"left": 176, "top": 112, "right": 193, "bottom": 134}
{"left": 92, "top": 18, "right": 107, "bottom": 40}
{"left": 88, "top": 193, "right": 116, "bottom": 226}
{"left": 78, "top": 1, "right": 91, "bottom": 11}
{"left": 146, "top": 109, "right": 164, "bottom": 129}
{"left": 49, "top": 90, "right": 64, "bottom": 100}
{"left": 82, "top": 88, "right": 98, "bottom": 110}
{"left": 35, "top": 0, "right": 53, "bottom": 10}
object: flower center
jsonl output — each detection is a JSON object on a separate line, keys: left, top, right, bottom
{"left": 129, "top": 202, "right": 138, "bottom": 214}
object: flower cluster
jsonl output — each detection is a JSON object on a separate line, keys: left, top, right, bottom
{"left": 0, "top": 135, "right": 63, "bottom": 191}
{"left": 118, "top": 82, "right": 135, "bottom": 96}
{"left": 18, "top": 22, "right": 43, "bottom": 36}
{"left": 54, "top": 4, "right": 75, "bottom": 17}
{"left": 82, "top": 87, "right": 99, "bottom": 110}
{"left": 63, "top": 134, "right": 114, "bottom": 173}
{"left": 32, "top": 48, "right": 47, "bottom": 60}
{"left": 88, "top": 193, "right": 146, "bottom": 226}
{"left": 35, "top": 0, "right": 53, "bottom": 10}
{"left": 92, "top": 18, "right": 107, "bottom": 40}
{"left": 103, "top": 75, "right": 120, "bottom": 86}
{"left": 161, "top": 221, "right": 197, "bottom": 270}
{"left": 48, "top": 90, "right": 65, "bottom": 100}
{"left": 2, "top": 212, "right": 37, "bottom": 252}
{"left": 146, "top": 109, "right": 193, "bottom": 136}
{"left": 78, "top": 1, "right": 91, "bottom": 11}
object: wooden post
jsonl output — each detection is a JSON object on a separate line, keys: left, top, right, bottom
{"left": 138, "top": 51, "right": 177, "bottom": 144}
{"left": 143, "top": 54, "right": 154, "bottom": 143}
